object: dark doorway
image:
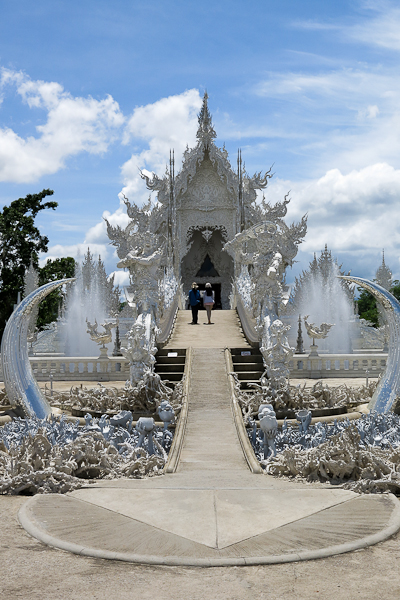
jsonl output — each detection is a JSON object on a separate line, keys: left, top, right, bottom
{"left": 181, "top": 228, "right": 233, "bottom": 309}
{"left": 197, "top": 282, "right": 222, "bottom": 309}
{"left": 196, "top": 254, "right": 220, "bottom": 278}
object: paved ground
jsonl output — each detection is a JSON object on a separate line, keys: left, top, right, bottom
{"left": 165, "top": 309, "right": 250, "bottom": 349}
{"left": 2, "top": 494, "right": 400, "bottom": 600}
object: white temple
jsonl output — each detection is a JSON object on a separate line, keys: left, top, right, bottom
{"left": 136, "top": 92, "right": 285, "bottom": 308}
{"left": 105, "top": 92, "right": 307, "bottom": 390}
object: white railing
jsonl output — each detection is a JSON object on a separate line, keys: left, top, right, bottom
{"left": 289, "top": 352, "right": 387, "bottom": 379}
{"left": 157, "top": 295, "right": 179, "bottom": 347}
{"left": 235, "top": 296, "right": 259, "bottom": 347}
{"left": 0, "top": 350, "right": 388, "bottom": 384}
{"left": 10, "top": 356, "right": 132, "bottom": 382}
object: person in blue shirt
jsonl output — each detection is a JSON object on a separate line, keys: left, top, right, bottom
{"left": 188, "top": 282, "right": 201, "bottom": 324}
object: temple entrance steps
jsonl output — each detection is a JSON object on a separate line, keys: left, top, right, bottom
{"left": 230, "top": 347, "right": 264, "bottom": 390}
{"left": 158, "top": 311, "right": 255, "bottom": 475}
{"left": 154, "top": 348, "right": 186, "bottom": 386}
{"left": 163, "top": 309, "right": 250, "bottom": 349}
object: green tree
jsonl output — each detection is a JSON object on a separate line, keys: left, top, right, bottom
{"left": 0, "top": 189, "right": 57, "bottom": 338}
{"left": 37, "top": 257, "right": 76, "bottom": 329}
{"left": 357, "top": 287, "right": 379, "bottom": 326}
{"left": 390, "top": 280, "right": 400, "bottom": 303}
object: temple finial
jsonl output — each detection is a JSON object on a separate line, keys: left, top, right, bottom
{"left": 376, "top": 248, "right": 392, "bottom": 291}
{"left": 196, "top": 90, "right": 216, "bottom": 143}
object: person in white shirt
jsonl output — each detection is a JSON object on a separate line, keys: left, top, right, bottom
{"left": 203, "top": 282, "right": 215, "bottom": 324}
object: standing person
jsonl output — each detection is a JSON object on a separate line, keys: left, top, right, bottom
{"left": 188, "top": 282, "right": 201, "bottom": 324}
{"left": 203, "top": 282, "right": 215, "bottom": 324}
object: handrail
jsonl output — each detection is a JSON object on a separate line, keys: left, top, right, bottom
{"left": 235, "top": 295, "right": 259, "bottom": 347}
{"left": 225, "top": 348, "right": 262, "bottom": 474}
{"left": 156, "top": 297, "right": 179, "bottom": 347}
{"left": 164, "top": 346, "right": 192, "bottom": 473}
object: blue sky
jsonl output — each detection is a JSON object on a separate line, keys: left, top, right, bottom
{"left": 1, "top": 0, "right": 400, "bottom": 286}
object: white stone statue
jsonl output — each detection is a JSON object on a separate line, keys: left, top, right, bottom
{"left": 259, "top": 318, "right": 294, "bottom": 406}
{"left": 224, "top": 218, "right": 306, "bottom": 324}
{"left": 224, "top": 217, "right": 305, "bottom": 405}
{"left": 120, "top": 313, "right": 158, "bottom": 385}
{"left": 258, "top": 404, "right": 278, "bottom": 458}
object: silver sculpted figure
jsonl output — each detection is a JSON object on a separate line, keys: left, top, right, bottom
{"left": 296, "top": 409, "right": 312, "bottom": 433}
{"left": 120, "top": 313, "right": 158, "bottom": 384}
{"left": 340, "top": 276, "right": 400, "bottom": 413}
{"left": 108, "top": 196, "right": 175, "bottom": 385}
{"left": 224, "top": 216, "right": 305, "bottom": 404}
{"left": 1, "top": 278, "right": 75, "bottom": 419}
{"left": 86, "top": 319, "right": 116, "bottom": 358}
{"left": 258, "top": 404, "right": 278, "bottom": 458}
{"left": 303, "top": 316, "right": 334, "bottom": 343}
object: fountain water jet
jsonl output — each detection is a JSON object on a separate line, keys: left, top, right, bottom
{"left": 289, "top": 246, "right": 354, "bottom": 353}
{"left": 61, "top": 251, "right": 120, "bottom": 356}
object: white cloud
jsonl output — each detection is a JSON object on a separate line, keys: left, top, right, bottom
{"left": 349, "top": 6, "right": 400, "bottom": 51}
{"left": 265, "top": 162, "right": 400, "bottom": 280}
{"left": 0, "top": 67, "right": 124, "bottom": 183}
{"left": 252, "top": 65, "right": 400, "bottom": 175}
{"left": 85, "top": 206, "right": 131, "bottom": 245}
{"left": 254, "top": 68, "right": 400, "bottom": 105}
{"left": 292, "top": 4, "right": 400, "bottom": 53}
{"left": 109, "top": 270, "right": 130, "bottom": 288}
{"left": 40, "top": 242, "right": 110, "bottom": 265}
{"left": 120, "top": 89, "right": 202, "bottom": 201}
{"left": 357, "top": 104, "right": 380, "bottom": 121}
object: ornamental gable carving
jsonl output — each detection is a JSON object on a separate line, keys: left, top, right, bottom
{"left": 177, "top": 154, "right": 234, "bottom": 212}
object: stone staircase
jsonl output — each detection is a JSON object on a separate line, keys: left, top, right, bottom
{"left": 155, "top": 309, "right": 252, "bottom": 391}
{"left": 154, "top": 348, "right": 186, "bottom": 386}
{"left": 230, "top": 347, "right": 264, "bottom": 390}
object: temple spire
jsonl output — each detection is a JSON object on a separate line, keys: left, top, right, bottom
{"left": 376, "top": 249, "right": 392, "bottom": 291}
{"left": 237, "top": 148, "right": 245, "bottom": 231}
{"left": 196, "top": 91, "right": 216, "bottom": 144}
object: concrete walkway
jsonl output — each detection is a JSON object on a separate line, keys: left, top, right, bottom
{"left": 165, "top": 309, "right": 250, "bottom": 349}
{"left": 19, "top": 310, "right": 400, "bottom": 565}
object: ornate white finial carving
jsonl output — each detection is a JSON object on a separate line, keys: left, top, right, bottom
{"left": 196, "top": 91, "right": 216, "bottom": 144}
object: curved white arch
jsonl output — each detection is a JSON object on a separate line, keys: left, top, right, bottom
{"left": 340, "top": 276, "right": 400, "bottom": 413}
{"left": 1, "top": 278, "right": 75, "bottom": 419}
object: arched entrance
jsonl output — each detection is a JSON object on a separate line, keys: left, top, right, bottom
{"left": 181, "top": 228, "right": 234, "bottom": 308}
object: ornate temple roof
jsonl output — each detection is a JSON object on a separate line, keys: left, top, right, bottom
{"left": 139, "top": 92, "right": 273, "bottom": 223}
